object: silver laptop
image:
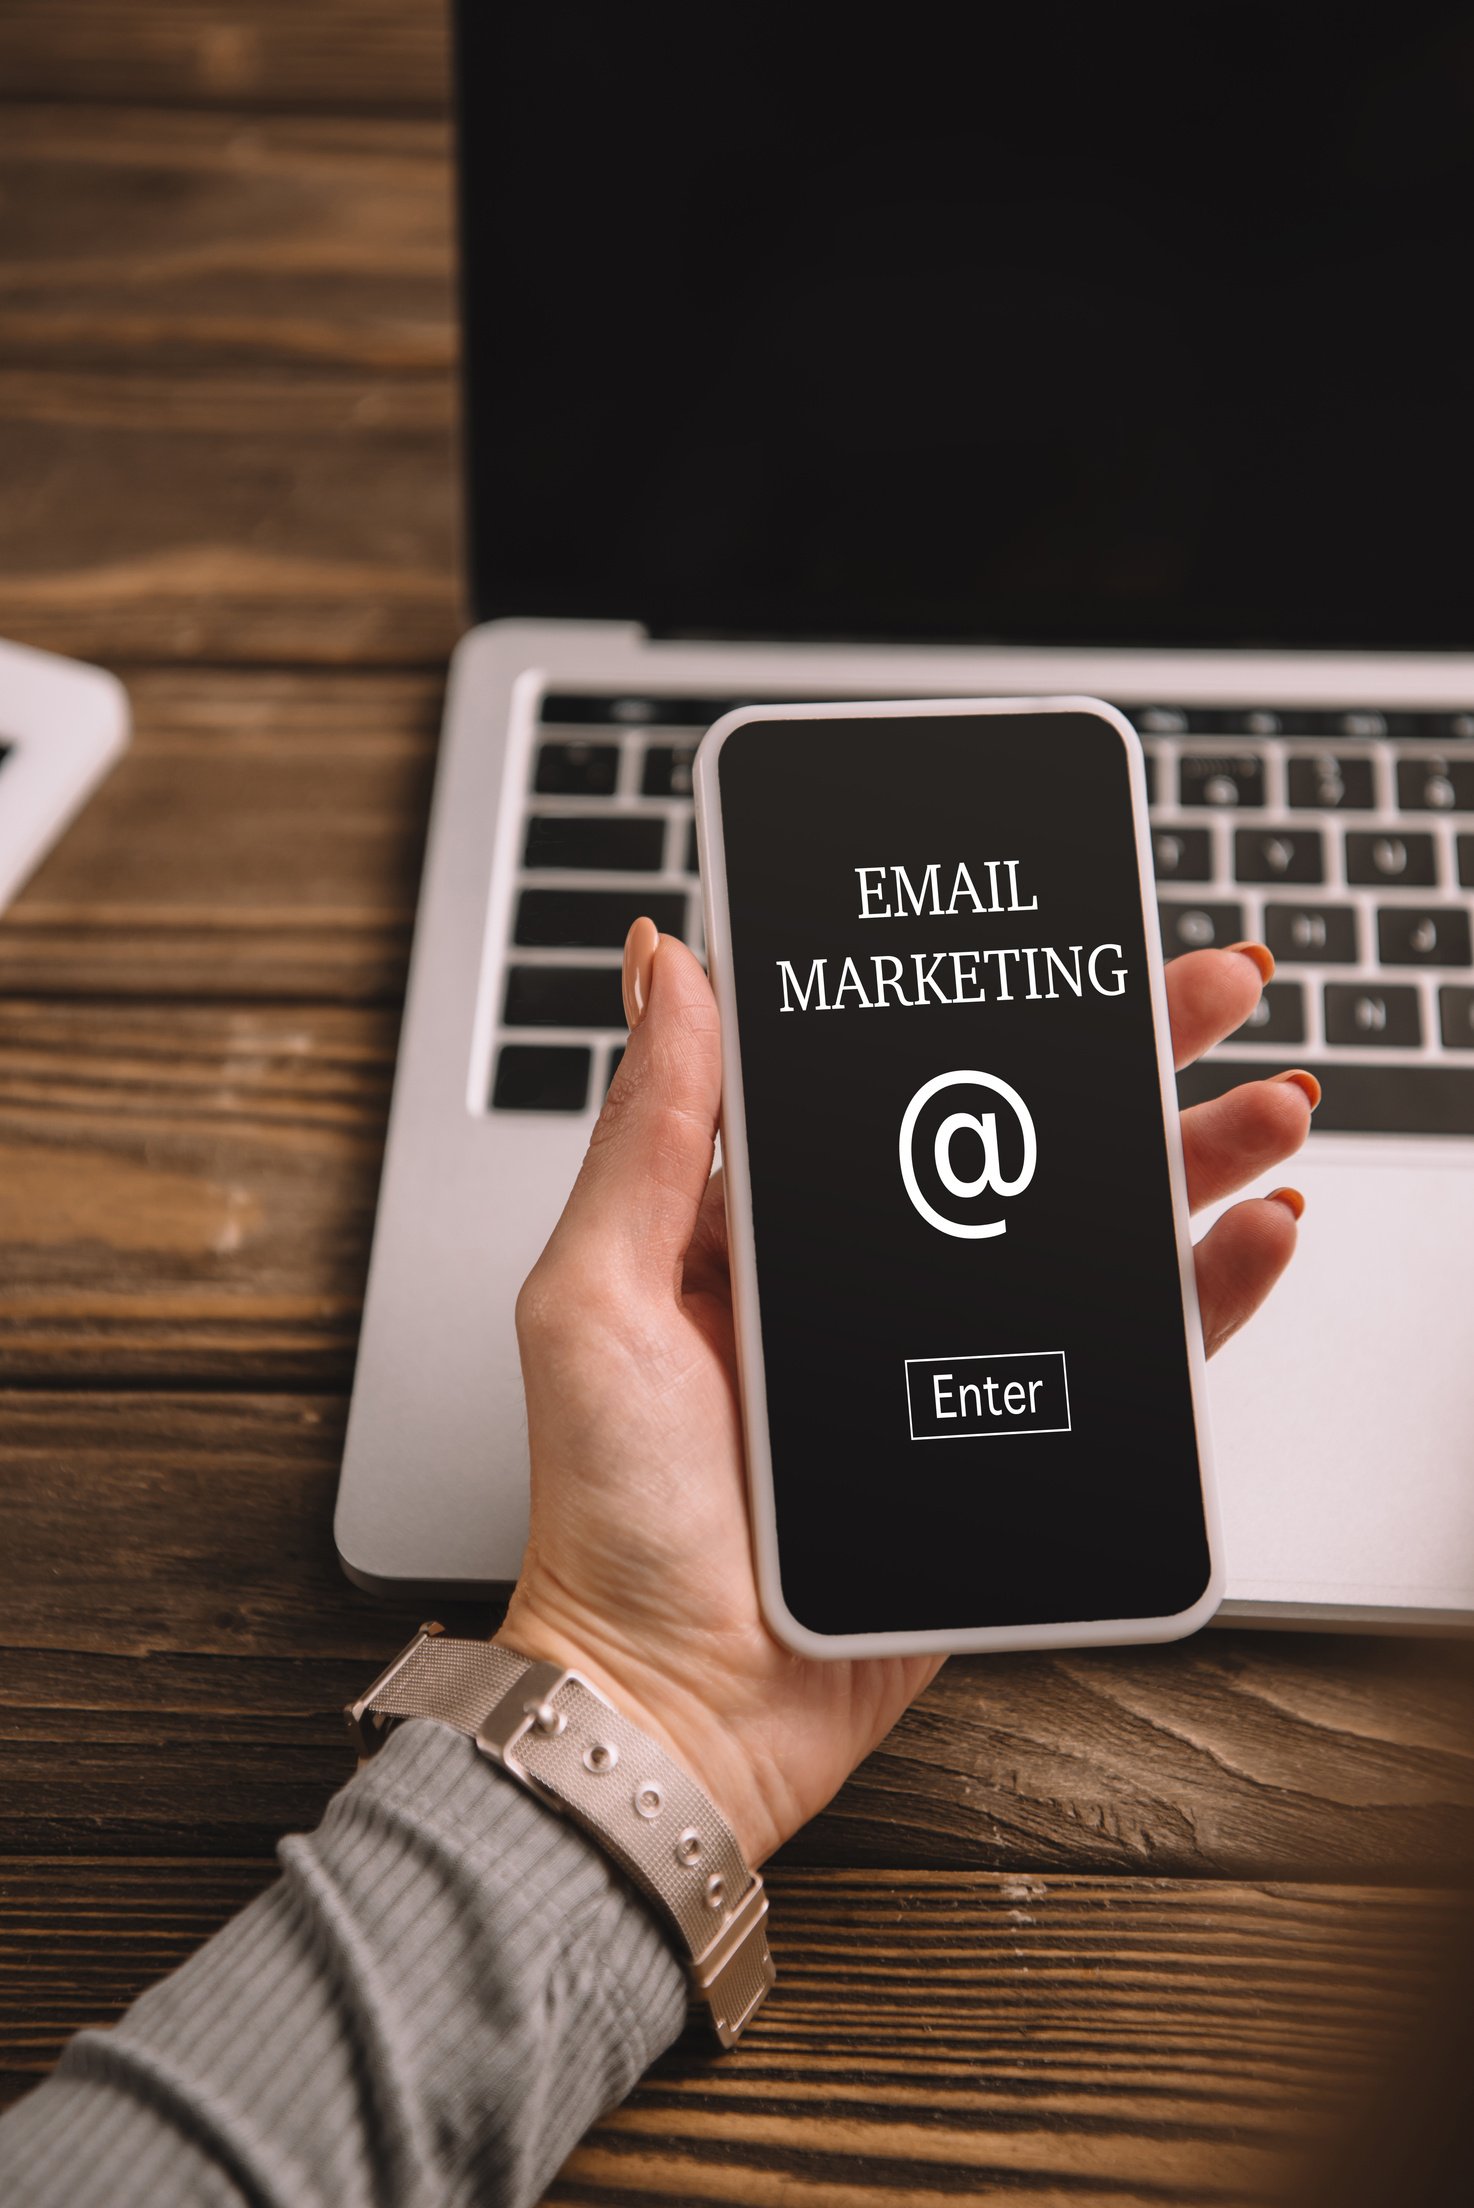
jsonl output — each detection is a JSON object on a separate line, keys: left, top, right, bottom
{"left": 336, "top": 11, "right": 1474, "bottom": 1628}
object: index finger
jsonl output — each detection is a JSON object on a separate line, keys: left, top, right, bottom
{"left": 1165, "top": 943, "right": 1274, "bottom": 1070}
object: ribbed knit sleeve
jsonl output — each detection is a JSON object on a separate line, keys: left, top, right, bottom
{"left": 0, "top": 1719, "right": 689, "bottom": 2207}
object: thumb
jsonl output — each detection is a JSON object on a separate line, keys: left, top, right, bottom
{"left": 548, "top": 922, "right": 722, "bottom": 1282}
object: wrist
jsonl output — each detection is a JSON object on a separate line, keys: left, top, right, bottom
{"left": 350, "top": 1623, "right": 776, "bottom": 2045}
{"left": 493, "top": 1603, "right": 785, "bottom": 1866}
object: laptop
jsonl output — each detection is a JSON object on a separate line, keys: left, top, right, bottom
{"left": 336, "top": 9, "right": 1474, "bottom": 1628}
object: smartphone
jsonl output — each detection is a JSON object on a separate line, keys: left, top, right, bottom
{"left": 693, "top": 697, "right": 1221, "bottom": 1659}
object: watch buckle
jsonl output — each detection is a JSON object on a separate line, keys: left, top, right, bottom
{"left": 474, "top": 1659, "right": 574, "bottom": 1806}
{"left": 690, "top": 1878, "right": 775, "bottom": 2049}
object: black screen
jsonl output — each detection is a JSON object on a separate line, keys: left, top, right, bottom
{"left": 715, "top": 710, "right": 1210, "bottom": 1637}
{"left": 458, "top": 6, "right": 1474, "bottom": 648}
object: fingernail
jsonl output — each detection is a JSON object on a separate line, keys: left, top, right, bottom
{"left": 621, "top": 915, "right": 660, "bottom": 1031}
{"left": 1273, "top": 1069, "right": 1321, "bottom": 1109}
{"left": 1267, "top": 1185, "right": 1306, "bottom": 1221}
{"left": 1225, "top": 940, "right": 1275, "bottom": 983}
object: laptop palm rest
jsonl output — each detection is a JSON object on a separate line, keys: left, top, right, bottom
{"left": 1211, "top": 1137, "right": 1474, "bottom": 1626}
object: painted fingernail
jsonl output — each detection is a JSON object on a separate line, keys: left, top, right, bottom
{"left": 1273, "top": 1069, "right": 1321, "bottom": 1109}
{"left": 1267, "top": 1186, "right": 1306, "bottom": 1221}
{"left": 621, "top": 915, "right": 660, "bottom": 1031}
{"left": 1225, "top": 940, "right": 1275, "bottom": 983}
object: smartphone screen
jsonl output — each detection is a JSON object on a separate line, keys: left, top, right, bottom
{"left": 705, "top": 703, "right": 1215, "bottom": 1648}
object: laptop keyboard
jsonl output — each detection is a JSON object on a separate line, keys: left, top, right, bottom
{"left": 489, "top": 694, "right": 1474, "bottom": 1136}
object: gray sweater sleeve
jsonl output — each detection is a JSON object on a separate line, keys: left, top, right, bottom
{"left": 0, "top": 1719, "right": 689, "bottom": 2208}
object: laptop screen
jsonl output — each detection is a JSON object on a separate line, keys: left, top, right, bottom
{"left": 458, "top": 8, "right": 1474, "bottom": 649}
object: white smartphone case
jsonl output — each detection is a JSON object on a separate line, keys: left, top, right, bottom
{"left": 694, "top": 695, "right": 1223, "bottom": 1659}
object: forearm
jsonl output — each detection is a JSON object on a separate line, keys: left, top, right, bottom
{"left": 0, "top": 1720, "right": 687, "bottom": 2208}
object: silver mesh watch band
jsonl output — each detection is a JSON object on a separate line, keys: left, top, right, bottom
{"left": 347, "top": 1623, "right": 775, "bottom": 2047}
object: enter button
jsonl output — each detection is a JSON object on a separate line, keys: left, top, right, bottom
{"left": 905, "top": 1350, "right": 1071, "bottom": 1441}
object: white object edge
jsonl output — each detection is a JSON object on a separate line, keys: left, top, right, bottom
{"left": 0, "top": 636, "right": 130, "bottom": 911}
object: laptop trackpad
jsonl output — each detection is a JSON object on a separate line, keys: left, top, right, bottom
{"left": 1208, "top": 1140, "right": 1474, "bottom": 1621}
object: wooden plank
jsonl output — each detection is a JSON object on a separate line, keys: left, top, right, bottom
{"left": 0, "top": 1395, "right": 455, "bottom": 1664}
{"left": 1, "top": 669, "right": 437, "bottom": 1002}
{"left": 0, "top": 1861, "right": 1462, "bottom": 2205}
{"left": 0, "top": 108, "right": 455, "bottom": 371}
{"left": 0, "top": 2, "right": 451, "bottom": 113}
{"left": 553, "top": 1876, "right": 1464, "bottom": 2208}
{"left": 0, "top": 1008, "right": 399, "bottom": 1384}
{"left": 0, "top": 1651, "right": 443, "bottom": 1854}
{"left": 825, "top": 1630, "right": 1474, "bottom": 1881}
{"left": 4, "top": 1395, "right": 1473, "bottom": 1874}
{"left": 0, "top": 369, "right": 459, "bottom": 665}
{"left": 0, "top": 103, "right": 462, "bottom": 661}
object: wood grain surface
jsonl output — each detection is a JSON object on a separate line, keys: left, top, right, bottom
{"left": 0, "top": 670, "right": 438, "bottom": 1000}
{"left": 551, "top": 1872, "right": 1465, "bottom": 2208}
{"left": 0, "top": 2, "right": 452, "bottom": 113}
{"left": 0, "top": 96, "right": 461, "bottom": 662}
{"left": 0, "top": 1005, "right": 396, "bottom": 1382}
{"left": 2, "top": 1857, "right": 1462, "bottom": 2206}
{"left": 0, "top": 367, "right": 460, "bottom": 664}
{"left": 4, "top": 1393, "right": 1473, "bottom": 1875}
{"left": 3, "top": 8, "right": 1472, "bottom": 2198}
{"left": 553, "top": 1874, "right": 1462, "bottom": 2208}
{"left": 0, "top": 108, "right": 455, "bottom": 370}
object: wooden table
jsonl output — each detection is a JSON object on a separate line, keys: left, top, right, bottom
{"left": 2, "top": 9, "right": 1472, "bottom": 2201}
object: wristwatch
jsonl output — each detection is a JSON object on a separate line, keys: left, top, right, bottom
{"left": 347, "top": 1623, "right": 775, "bottom": 2047}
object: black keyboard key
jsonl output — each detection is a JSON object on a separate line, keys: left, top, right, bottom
{"left": 1139, "top": 745, "right": 1160, "bottom": 805}
{"left": 606, "top": 1044, "right": 626, "bottom": 1092}
{"left": 1290, "top": 710, "right": 1426, "bottom": 741}
{"left": 1262, "top": 710, "right": 1327, "bottom": 735}
{"left": 1377, "top": 906, "right": 1473, "bottom": 967}
{"left": 1159, "top": 901, "right": 1244, "bottom": 954}
{"left": 1335, "top": 710, "right": 1394, "bottom": 740}
{"left": 1178, "top": 754, "right": 1265, "bottom": 808}
{"left": 1439, "top": 988, "right": 1474, "bottom": 1049}
{"left": 1344, "top": 831, "right": 1438, "bottom": 887}
{"left": 515, "top": 887, "right": 687, "bottom": 948}
{"left": 503, "top": 965, "right": 626, "bottom": 1028}
{"left": 1196, "top": 707, "right": 1286, "bottom": 736}
{"left": 1233, "top": 981, "right": 1306, "bottom": 1046}
{"left": 642, "top": 743, "right": 697, "bottom": 797}
{"left": 685, "top": 818, "right": 700, "bottom": 873}
{"left": 1396, "top": 757, "right": 1474, "bottom": 812}
{"left": 1460, "top": 835, "right": 1474, "bottom": 889}
{"left": 1180, "top": 1059, "right": 1474, "bottom": 1135}
{"left": 541, "top": 693, "right": 735, "bottom": 728}
{"left": 1377, "top": 711, "right": 1455, "bottom": 741}
{"left": 523, "top": 815, "right": 666, "bottom": 872}
{"left": 492, "top": 1044, "right": 591, "bottom": 1112}
{"left": 1233, "top": 827, "right": 1325, "bottom": 884}
{"left": 1264, "top": 902, "right": 1359, "bottom": 964}
{"left": 1151, "top": 827, "right": 1212, "bottom": 882}
{"left": 1251, "top": 709, "right": 1423, "bottom": 739}
{"left": 1286, "top": 754, "right": 1376, "bottom": 810}
{"left": 534, "top": 741, "right": 620, "bottom": 795}
{"left": 1323, "top": 983, "right": 1422, "bottom": 1048}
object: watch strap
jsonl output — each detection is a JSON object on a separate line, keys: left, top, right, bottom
{"left": 347, "top": 1624, "right": 774, "bottom": 2047}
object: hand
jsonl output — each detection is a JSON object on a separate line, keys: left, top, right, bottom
{"left": 498, "top": 926, "right": 1310, "bottom": 1864}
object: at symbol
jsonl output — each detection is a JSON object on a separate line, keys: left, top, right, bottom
{"left": 898, "top": 1070, "right": 1037, "bottom": 1240}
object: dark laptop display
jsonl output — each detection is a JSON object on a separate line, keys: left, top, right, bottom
{"left": 458, "top": 9, "right": 1474, "bottom": 649}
